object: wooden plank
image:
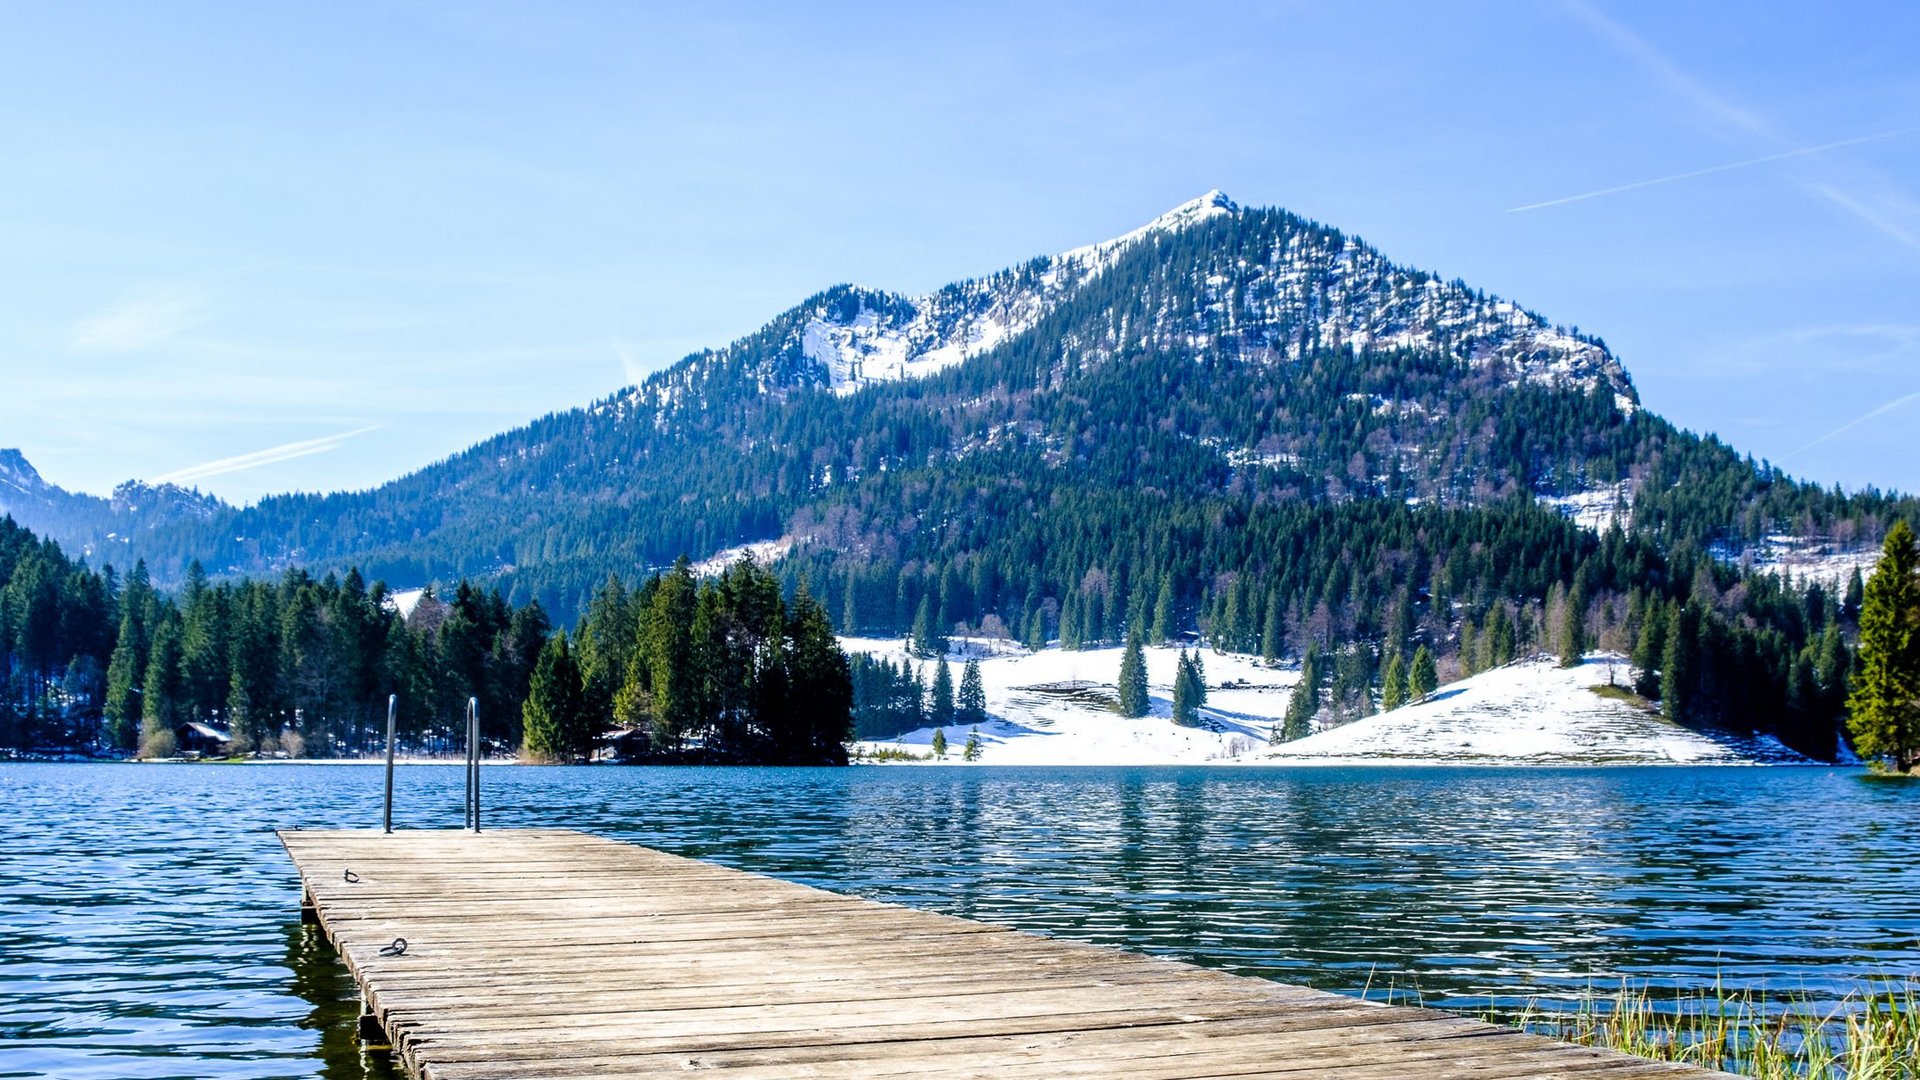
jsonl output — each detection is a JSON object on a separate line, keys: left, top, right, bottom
{"left": 280, "top": 828, "right": 1736, "bottom": 1079}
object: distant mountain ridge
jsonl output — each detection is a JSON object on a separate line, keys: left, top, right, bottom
{"left": 2, "top": 191, "right": 1905, "bottom": 613}
{"left": 0, "top": 449, "right": 225, "bottom": 559}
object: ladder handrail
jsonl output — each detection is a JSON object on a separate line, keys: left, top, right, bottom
{"left": 381, "top": 694, "right": 480, "bottom": 833}
{"left": 382, "top": 694, "right": 397, "bottom": 834}
{"left": 464, "top": 697, "right": 481, "bottom": 833}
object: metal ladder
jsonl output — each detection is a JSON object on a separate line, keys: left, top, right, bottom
{"left": 381, "top": 695, "right": 482, "bottom": 833}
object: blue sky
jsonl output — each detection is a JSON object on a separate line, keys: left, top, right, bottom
{"left": 3, "top": 1, "right": 1917, "bottom": 502}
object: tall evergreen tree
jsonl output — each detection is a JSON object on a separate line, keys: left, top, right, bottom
{"left": 1846, "top": 521, "right": 1920, "bottom": 770}
{"left": 1278, "top": 645, "right": 1320, "bottom": 742}
{"left": 522, "top": 631, "right": 588, "bottom": 762}
{"left": 1150, "top": 574, "right": 1176, "bottom": 644}
{"left": 957, "top": 658, "right": 987, "bottom": 727}
{"left": 930, "top": 658, "right": 956, "bottom": 729}
{"left": 1381, "top": 651, "right": 1408, "bottom": 711}
{"left": 1660, "top": 604, "right": 1697, "bottom": 723}
{"left": 1260, "top": 591, "right": 1284, "bottom": 663}
{"left": 139, "top": 615, "right": 184, "bottom": 757}
{"left": 1560, "top": 583, "right": 1587, "bottom": 667}
{"left": 1171, "top": 649, "right": 1203, "bottom": 727}
{"left": 1115, "top": 627, "right": 1149, "bottom": 718}
{"left": 1408, "top": 645, "right": 1438, "bottom": 701}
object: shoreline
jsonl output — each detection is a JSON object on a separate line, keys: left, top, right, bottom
{"left": 4, "top": 755, "right": 1850, "bottom": 769}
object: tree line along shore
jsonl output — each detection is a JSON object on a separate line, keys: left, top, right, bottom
{"left": 0, "top": 512, "right": 1916, "bottom": 771}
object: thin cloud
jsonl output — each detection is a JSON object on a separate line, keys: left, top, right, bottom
{"left": 1509, "top": 127, "right": 1920, "bottom": 213}
{"left": 150, "top": 425, "right": 383, "bottom": 485}
{"left": 614, "top": 341, "right": 647, "bottom": 386}
{"left": 1556, "top": 0, "right": 1920, "bottom": 253}
{"left": 71, "top": 288, "right": 208, "bottom": 352}
{"left": 1782, "top": 391, "right": 1920, "bottom": 460}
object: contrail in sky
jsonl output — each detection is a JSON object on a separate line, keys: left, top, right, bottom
{"left": 1508, "top": 126, "right": 1920, "bottom": 213}
{"left": 1782, "top": 390, "right": 1920, "bottom": 461}
{"left": 1554, "top": 0, "right": 1920, "bottom": 252}
{"left": 151, "top": 425, "right": 382, "bottom": 485}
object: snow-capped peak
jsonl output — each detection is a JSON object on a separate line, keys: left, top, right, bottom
{"left": 1057, "top": 189, "right": 1240, "bottom": 268}
{"left": 794, "top": 191, "right": 1243, "bottom": 396}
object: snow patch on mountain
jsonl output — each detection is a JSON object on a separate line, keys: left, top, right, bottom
{"left": 1543, "top": 483, "right": 1633, "bottom": 532}
{"left": 1054, "top": 189, "right": 1239, "bottom": 273}
{"left": 1710, "top": 534, "right": 1879, "bottom": 589}
{"left": 690, "top": 539, "right": 795, "bottom": 577}
{"left": 799, "top": 193, "right": 1240, "bottom": 396}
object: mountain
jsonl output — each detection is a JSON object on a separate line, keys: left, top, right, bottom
{"left": 6, "top": 193, "right": 1906, "bottom": 603}
{"left": 19, "top": 192, "right": 1902, "bottom": 599}
{"left": 0, "top": 449, "right": 226, "bottom": 563}
{"left": 8, "top": 190, "right": 1903, "bottom": 757}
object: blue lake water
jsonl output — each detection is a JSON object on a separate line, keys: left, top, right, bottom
{"left": 2, "top": 763, "right": 1916, "bottom": 1078}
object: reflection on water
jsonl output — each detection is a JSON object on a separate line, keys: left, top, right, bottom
{"left": 1, "top": 763, "right": 1916, "bottom": 1078}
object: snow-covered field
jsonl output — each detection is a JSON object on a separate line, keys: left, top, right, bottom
{"left": 844, "top": 637, "right": 1809, "bottom": 767}
{"left": 1710, "top": 534, "right": 1879, "bottom": 590}
{"left": 843, "top": 637, "right": 1285, "bottom": 765}
{"left": 1267, "top": 655, "right": 1809, "bottom": 766}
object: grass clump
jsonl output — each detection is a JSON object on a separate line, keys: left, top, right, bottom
{"left": 1589, "top": 683, "right": 1656, "bottom": 709}
{"left": 1500, "top": 981, "right": 1919, "bottom": 1079}
{"left": 850, "top": 745, "right": 929, "bottom": 763}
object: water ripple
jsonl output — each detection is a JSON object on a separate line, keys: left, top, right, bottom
{"left": 1, "top": 764, "right": 1916, "bottom": 1077}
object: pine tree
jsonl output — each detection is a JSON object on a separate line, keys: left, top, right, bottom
{"left": 1115, "top": 627, "right": 1149, "bottom": 717}
{"left": 957, "top": 659, "right": 987, "bottom": 727}
{"left": 1381, "top": 652, "right": 1407, "bottom": 711}
{"left": 1222, "top": 577, "right": 1249, "bottom": 654}
{"left": 786, "top": 582, "right": 853, "bottom": 763}
{"left": 522, "top": 631, "right": 588, "bottom": 762}
{"left": 102, "top": 611, "right": 146, "bottom": 752}
{"left": 930, "top": 658, "right": 956, "bottom": 728}
{"left": 139, "top": 615, "right": 184, "bottom": 758}
{"left": 1846, "top": 521, "right": 1920, "bottom": 770}
{"left": 910, "top": 595, "right": 936, "bottom": 658}
{"left": 1408, "top": 645, "right": 1438, "bottom": 701}
{"left": 1277, "top": 645, "right": 1320, "bottom": 742}
{"left": 1024, "top": 606, "right": 1046, "bottom": 652}
{"left": 841, "top": 570, "right": 860, "bottom": 634}
{"left": 930, "top": 727, "right": 947, "bottom": 759}
{"left": 962, "top": 727, "right": 981, "bottom": 761}
{"left": 1260, "top": 591, "right": 1284, "bottom": 663}
{"left": 1560, "top": 583, "right": 1586, "bottom": 667}
{"left": 1150, "top": 574, "right": 1176, "bottom": 644}
{"left": 1634, "top": 597, "right": 1666, "bottom": 699}
{"left": 1660, "top": 604, "right": 1695, "bottom": 723}
{"left": 1172, "top": 649, "right": 1201, "bottom": 726}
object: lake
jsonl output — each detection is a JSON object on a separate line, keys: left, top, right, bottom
{"left": 2, "top": 763, "right": 1916, "bottom": 1079}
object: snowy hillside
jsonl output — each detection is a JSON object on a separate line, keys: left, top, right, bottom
{"left": 1266, "top": 655, "right": 1810, "bottom": 765}
{"left": 846, "top": 639, "right": 1806, "bottom": 766}
{"left": 844, "top": 637, "right": 1286, "bottom": 765}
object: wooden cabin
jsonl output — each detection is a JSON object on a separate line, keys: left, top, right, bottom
{"left": 175, "top": 721, "right": 234, "bottom": 756}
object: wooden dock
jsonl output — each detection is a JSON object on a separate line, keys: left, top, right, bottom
{"left": 281, "top": 828, "right": 1730, "bottom": 1079}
